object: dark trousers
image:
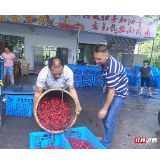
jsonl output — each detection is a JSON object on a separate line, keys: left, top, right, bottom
{"left": 141, "top": 77, "right": 150, "bottom": 87}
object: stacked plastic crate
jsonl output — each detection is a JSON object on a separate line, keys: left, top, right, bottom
{"left": 127, "top": 73, "right": 134, "bottom": 85}
{"left": 155, "top": 70, "right": 160, "bottom": 88}
{"left": 82, "top": 67, "right": 94, "bottom": 88}
{"left": 93, "top": 68, "right": 104, "bottom": 88}
{"left": 124, "top": 67, "right": 130, "bottom": 74}
{"left": 72, "top": 67, "right": 83, "bottom": 88}
{"left": 132, "top": 65, "right": 142, "bottom": 85}
{"left": 149, "top": 66, "right": 158, "bottom": 87}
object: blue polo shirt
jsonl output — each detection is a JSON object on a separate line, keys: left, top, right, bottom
{"left": 102, "top": 55, "right": 129, "bottom": 98}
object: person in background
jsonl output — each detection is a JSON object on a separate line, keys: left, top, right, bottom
{"left": 93, "top": 43, "right": 129, "bottom": 149}
{"left": 137, "top": 60, "right": 153, "bottom": 97}
{"left": 2, "top": 46, "right": 15, "bottom": 85}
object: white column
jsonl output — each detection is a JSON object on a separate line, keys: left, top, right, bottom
{"left": 134, "top": 43, "right": 139, "bottom": 54}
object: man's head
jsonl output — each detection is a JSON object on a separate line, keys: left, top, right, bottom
{"left": 143, "top": 60, "right": 148, "bottom": 66}
{"left": 48, "top": 57, "right": 64, "bottom": 80}
{"left": 94, "top": 43, "right": 111, "bottom": 66}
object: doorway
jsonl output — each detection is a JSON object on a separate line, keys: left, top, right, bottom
{"left": 78, "top": 43, "right": 96, "bottom": 65}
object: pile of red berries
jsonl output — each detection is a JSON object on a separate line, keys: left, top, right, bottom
{"left": 67, "top": 137, "right": 96, "bottom": 149}
{"left": 37, "top": 97, "right": 71, "bottom": 131}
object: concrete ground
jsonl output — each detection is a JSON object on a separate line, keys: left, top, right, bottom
{"left": 0, "top": 74, "right": 160, "bottom": 149}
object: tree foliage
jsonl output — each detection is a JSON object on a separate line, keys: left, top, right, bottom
{"left": 139, "top": 15, "right": 160, "bottom": 69}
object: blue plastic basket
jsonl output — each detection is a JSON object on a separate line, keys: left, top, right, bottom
{"left": 30, "top": 131, "right": 71, "bottom": 149}
{"left": 150, "top": 80, "right": 156, "bottom": 86}
{"left": 72, "top": 67, "right": 83, "bottom": 75}
{"left": 124, "top": 67, "right": 130, "bottom": 74}
{"left": 83, "top": 68, "right": 94, "bottom": 75}
{"left": 74, "top": 75, "right": 82, "bottom": 81}
{"left": 157, "top": 71, "right": 160, "bottom": 76}
{"left": 6, "top": 96, "right": 34, "bottom": 117}
{"left": 133, "top": 79, "right": 141, "bottom": 86}
{"left": 65, "top": 127, "right": 106, "bottom": 149}
{"left": 93, "top": 81, "right": 103, "bottom": 87}
{"left": 83, "top": 74, "right": 93, "bottom": 81}
{"left": 151, "top": 67, "right": 158, "bottom": 72}
{"left": 83, "top": 80, "right": 93, "bottom": 86}
{"left": 127, "top": 73, "right": 134, "bottom": 80}
{"left": 156, "top": 81, "right": 160, "bottom": 88}
{"left": 129, "top": 79, "right": 134, "bottom": 84}
{"left": 94, "top": 69, "right": 102, "bottom": 76}
{"left": 94, "top": 75, "right": 104, "bottom": 82}
{"left": 74, "top": 81, "right": 82, "bottom": 88}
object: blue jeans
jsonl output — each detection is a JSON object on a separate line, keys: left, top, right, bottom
{"left": 4, "top": 66, "right": 14, "bottom": 84}
{"left": 101, "top": 91, "right": 126, "bottom": 149}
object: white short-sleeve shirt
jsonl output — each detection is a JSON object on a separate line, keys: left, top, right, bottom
{"left": 36, "top": 65, "right": 74, "bottom": 90}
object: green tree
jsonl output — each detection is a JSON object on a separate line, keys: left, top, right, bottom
{"left": 139, "top": 15, "right": 160, "bottom": 69}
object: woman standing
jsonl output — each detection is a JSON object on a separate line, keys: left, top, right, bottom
{"left": 2, "top": 46, "right": 15, "bottom": 85}
{"left": 137, "top": 60, "right": 153, "bottom": 97}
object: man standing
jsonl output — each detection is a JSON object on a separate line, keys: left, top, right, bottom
{"left": 94, "top": 44, "right": 129, "bottom": 149}
{"left": 34, "top": 57, "right": 82, "bottom": 115}
{"left": 137, "top": 60, "right": 153, "bottom": 97}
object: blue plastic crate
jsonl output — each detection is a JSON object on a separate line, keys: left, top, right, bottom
{"left": 124, "top": 67, "right": 130, "bottom": 74}
{"left": 72, "top": 67, "right": 83, "bottom": 75}
{"left": 157, "top": 70, "right": 160, "bottom": 76}
{"left": 129, "top": 79, "right": 134, "bottom": 84}
{"left": 74, "top": 81, "right": 82, "bottom": 88}
{"left": 83, "top": 74, "right": 93, "bottom": 81}
{"left": 65, "top": 127, "right": 106, "bottom": 149}
{"left": 6, "top": 96, "right": 34, "bottom": 117}
{"left": 30, "top": 131, "right": 71, "bottom": 149}
{"left": 155, "top": 76, "right": 160, "bottom": 82}
{"left": 151, "top": 67, "right": 158, "bottom": 72}
{"left": 74, "top": 75, "right": 82, "bottom": 81}
{"left": 156, "top": 81, "right": 160, "bottom": 88}
{"left": 94, "top": 69, "right": 102, "bottom": 76}
{"left": 94, "top": 75, "right": 104, "bottom": 82}
{"left": 127, "top": 73, "right": 134, "bottom": 80}
{"left": 83, "top": 80, "right": 93, "bottom": 86}
{"left": 150, "top": 80, "right": 156, "bottom": 86}
{"left": 133, "top": 75, "right": 141, "bottom": 81}
{"left": 93, "top": 81, "right": 103, "bottom": 87}
{"left": 133, "top": 79, "right": 141, "bottom": 86}
{"left": 83, "top": 68, "right": 94, "bottom": 75}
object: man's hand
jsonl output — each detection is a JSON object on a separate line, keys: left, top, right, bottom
{"left": 103, "top": 85, "right": 107, "bottom": 93}
{"left": 75, "top": 105, "right": 82, "bottom": 115}
{"left": 98, "top": 108, "right": 108, "bottom": 119}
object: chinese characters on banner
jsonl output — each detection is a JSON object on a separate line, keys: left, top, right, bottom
{"left": 59, "top": 15, "right": 158, "bottom": 39}
{"left": 0, "top": 15, "right": 59, "bottom": 27}
{"left": 0, "top": 15, "right": 158, "bottom": 39}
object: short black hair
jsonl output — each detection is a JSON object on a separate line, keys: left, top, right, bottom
{"left": 48, "top": 57, "right": 64, "bottom": 70}
{"left": 143, "top": 60, "right": 148, "bottom": 63}
{"left": 5, "top": 46, "right": 12, "bottom": 52}
{"left": 94, "top": 43, "right": 112, "bottom": 53}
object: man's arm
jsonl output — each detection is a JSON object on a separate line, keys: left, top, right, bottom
{"left": 98, "top": 88, "right": 115, "bottom": 119}
{"left": 137, "top": 71, "right": 141, "bottom": 77}
{"left": 150, "top": 70, "right": 153, "bottom": 77}
{"left": 33, "top": 86, "right": 43, "bottom": 112}
{"left": 69, "top": 84, "right": 82, "bottom": 115}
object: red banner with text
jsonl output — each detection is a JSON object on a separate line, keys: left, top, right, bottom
{"left": 59, "top": 15, "right": 158, "bottom": 39}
